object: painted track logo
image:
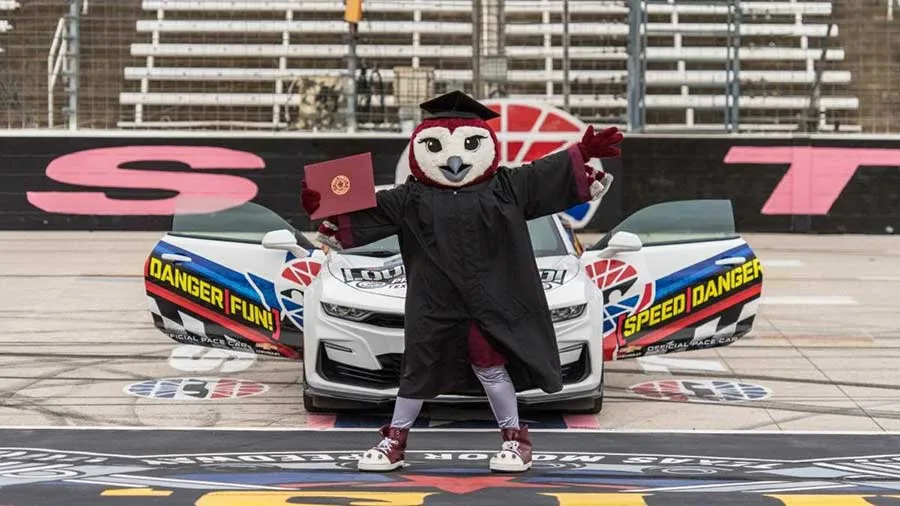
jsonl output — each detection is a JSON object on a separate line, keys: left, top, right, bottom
{"left": 7, "top": 446, "right": 900, "bottom": 503}
{"left": 124, "top": 377, "right": 268, "bottom": 400}
{"left": 395, "top": 100, "right": 605, "bottom": 228}
{"left": 629, "top": 379, "right": 771, "bottom": 403}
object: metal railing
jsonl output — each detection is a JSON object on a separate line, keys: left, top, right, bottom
{"left": 46, "top": 17, "right": 67, "bottom": 129}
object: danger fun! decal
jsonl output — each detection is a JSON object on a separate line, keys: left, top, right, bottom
{"left": 146, "top": 254, "right": 281, "bottom": 337}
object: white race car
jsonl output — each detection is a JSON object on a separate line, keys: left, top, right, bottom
{"left": 145, "top": 198, "right": 763, "bottom": 414}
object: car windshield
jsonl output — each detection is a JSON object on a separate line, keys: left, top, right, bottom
{"left": 342, "top": 215, "right": 569, "bottom": 257}
{"left": 589, "top": 199, "right": 739, "bottom": 250}
{"left": 170, "top": 200, "right": 316, "bottom": 249}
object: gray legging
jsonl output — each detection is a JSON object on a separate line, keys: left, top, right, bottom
{"left": 390, "top": 365, "right": 519, "bottom": 429}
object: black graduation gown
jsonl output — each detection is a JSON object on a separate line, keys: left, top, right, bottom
{"left": 334, "top": 146, "right": 593, "bottom": 398}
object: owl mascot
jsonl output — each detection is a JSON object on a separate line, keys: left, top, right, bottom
{"left": 301, "top": 90, "right": 623, "bottom": 473}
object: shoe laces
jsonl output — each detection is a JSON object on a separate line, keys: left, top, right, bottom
{"left": 501, "top": 440, "right": 520, "bottom": 452}
{"left": 376, "top": 437, "right": 397, "bottom": 451}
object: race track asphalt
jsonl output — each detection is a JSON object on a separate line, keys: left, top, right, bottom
{"left": 1, "top": 231, "right": 899, "bottom": 505}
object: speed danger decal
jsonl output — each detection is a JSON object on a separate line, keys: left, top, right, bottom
{"left": 618, "top": 256, "right": 763, "bottom": 345}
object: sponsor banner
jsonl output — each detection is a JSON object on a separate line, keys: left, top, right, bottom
{"left": 124, "top": 377, "right": 268, "bottom": 400}
{"left": 2, "top": 132, "right": 900, "bottom": 233}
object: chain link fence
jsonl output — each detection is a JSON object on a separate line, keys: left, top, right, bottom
{"left": 0, "top": 0, "right": 896, "bottom": 133}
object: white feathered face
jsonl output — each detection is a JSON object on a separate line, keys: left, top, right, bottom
{"left": 411, "top": 125, "right": 497, "bottom": 187}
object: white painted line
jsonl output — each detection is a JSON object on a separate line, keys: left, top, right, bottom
{"left": 761, "top": 296, "right": 858, "bottom": 306}
{"left": 761, "top": 259, "right": 806, "bottom": 268}
{"left": 67, "top": 478, "right": 151, "bottom": 488}
{"left": 631, "top": 480, "right": 788, "bottom": 493}
{"left": 110, "top": 473, "right": 294, "bottom": 491}
{"left": 860, "top": 276, "right": 900, "bottom": 282}
{"left": 638, "top": 356, "right": 728, "bottom": 374}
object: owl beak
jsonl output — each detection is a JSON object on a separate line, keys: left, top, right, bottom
{"left": 438, "top": 156, "right": 472, "bottom": 183}
{"left": 447, "top": 156, "right": 464, "bottom": 174}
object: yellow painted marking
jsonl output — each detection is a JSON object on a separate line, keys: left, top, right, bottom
{"left": 542, "top": 493, "right": 652, "bottom": 505}
{"left": 196, "top": 491, "right": 436, "bottom": 506}
{"left": 101, "top": 488, "right": 173, "bottom": 496}
{"left": 765, "top": 495, "right": 881, "bottom": 506}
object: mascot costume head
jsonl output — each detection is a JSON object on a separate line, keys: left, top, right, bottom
{"left": 408, "top": 90, "right": 502, "bottom": 188}
{"left": 300, "top": 90, "right": 623, "bottom": 252}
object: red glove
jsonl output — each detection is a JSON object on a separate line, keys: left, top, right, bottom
{"left": 578, "top": 126, "right": 623, "bottom": 161}
{"left": 584, "top": 167, "right": 613, "bottom": 201}
{"left": 300, "top": 180, "right": 320, "bottom": 216}
{"left": 301, "top": 181, "right": 345, "bottom": 250}
{"left": 316, "top": 220, "right": 344, "bottom": 251}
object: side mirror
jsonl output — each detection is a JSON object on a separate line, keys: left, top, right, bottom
{"left": 606, "top": 231, "right": 642, "bottom": 255}
{"left": 262, "top": 229, "right": 309, "bottom": 258}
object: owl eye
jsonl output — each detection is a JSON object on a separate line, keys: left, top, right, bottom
{"left": 418, "top": 137, "right": 443, "bottom": 153}
{"left": 464, "top": 135, "right": 486, "bottom": 151}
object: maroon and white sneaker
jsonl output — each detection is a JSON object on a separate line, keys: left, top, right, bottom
{"left": 357, "top": 425, "right": 409, "bottom": 472}
{"left": 489, "top": 424, "right": 533, "bottom": 472}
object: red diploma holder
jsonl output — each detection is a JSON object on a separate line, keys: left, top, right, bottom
{"left": 304, "top": 152, "right": 377, "bottom": 220}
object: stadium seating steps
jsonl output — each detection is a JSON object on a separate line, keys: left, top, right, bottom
{"left": 0, "top": 1, "right": 879, "bottom": 132}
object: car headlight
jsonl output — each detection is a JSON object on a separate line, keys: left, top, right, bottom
{"left": 321, "top": 302, "right": 372, "bottom": 322}
{"left": 551, "top": 304, "right": 587, "bottom": 323}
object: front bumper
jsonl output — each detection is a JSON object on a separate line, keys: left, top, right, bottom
{"left": 303, "top": 299, "right": 604, "bottom": 406}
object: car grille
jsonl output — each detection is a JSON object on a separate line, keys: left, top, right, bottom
{"left": 360, "top": 312, "right": 405, "bottom": 328}
{"left": 317, "top": 343, "right": 591, "bottom": 390}
{"left": 560, "top": 347, "right": 590, "bottom": 384}
{"left": 318, "top": 344, "right": 402, "bottom": 389}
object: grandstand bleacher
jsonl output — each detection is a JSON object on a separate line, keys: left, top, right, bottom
{"left": 0, "top": 0, "right": 18, "bottom": 56}
{"left": 118, "top": 0, "right": 859, "bottom": 132}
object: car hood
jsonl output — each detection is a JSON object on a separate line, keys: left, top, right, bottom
{"left": 325, "top": 253, "right": 584, "bottom": 300}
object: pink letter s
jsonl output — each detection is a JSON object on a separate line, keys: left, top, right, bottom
{"left": 27, "top": 146, "right": 265, "bottom": 215}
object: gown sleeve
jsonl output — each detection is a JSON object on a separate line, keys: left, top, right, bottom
{"left": 333, "top": 184, "right": 409, "bottom": 248}
{"left": 505, "top": 145, "right": 593, "bottom": 220}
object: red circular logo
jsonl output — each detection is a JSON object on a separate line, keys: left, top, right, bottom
{"left": 281, "top": 259, "right": 322, "bottom": 287}
{"left": 586, "top": 259, "right": 638, "bottom": 292}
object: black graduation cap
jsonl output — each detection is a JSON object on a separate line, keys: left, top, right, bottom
{"left": 419, "top": 90, "right": 501, "bottom": 120}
